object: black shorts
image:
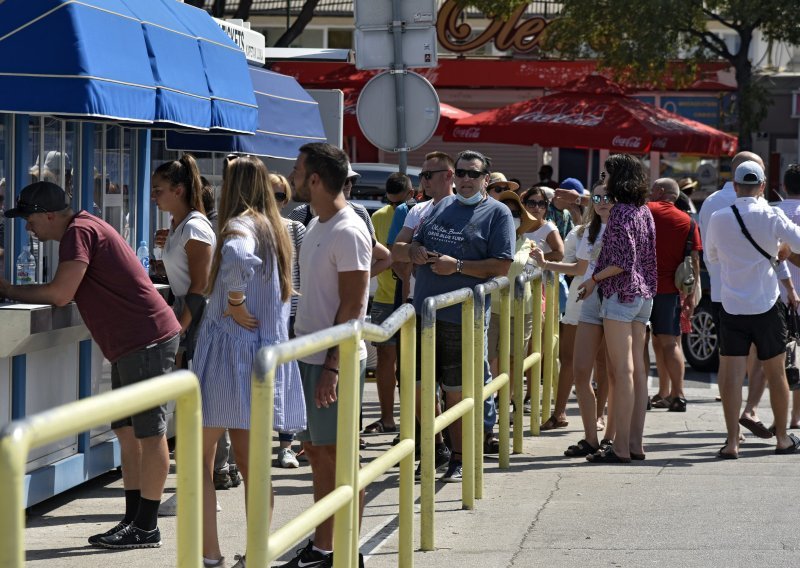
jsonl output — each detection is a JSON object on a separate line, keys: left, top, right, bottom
{"left": 719, "top": 301, "right": 787, "bottom": 360}
{"left": 414, "top": 317, "right": 465, "bottom": 392}
{"left": 650, "top": 293, "right": 681, "bottom": 336}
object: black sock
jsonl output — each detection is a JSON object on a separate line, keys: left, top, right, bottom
{"left": 123, "top": 490, "right": 141, "bottom": 524}
{"left": 134, "top": 497, "right": 161, "bottom": 531}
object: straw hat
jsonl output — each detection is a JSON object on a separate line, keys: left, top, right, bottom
{"left": 496, "top": 190, "right": 539, "bottom": 236}
{"left": 678, "top": 177, "right": 699, "bottom": 194}
{"left": 488, "top": 172, "right": 519, "bottom": 192}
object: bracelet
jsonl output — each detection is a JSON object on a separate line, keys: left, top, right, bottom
{"left": 323, "top": 366, "right": 339, "bottom": 374}
{"left": 456, "top": 259, "right": 464, "bottom": 273}
{"left": 228, "top": 298, "right": 245, "bottom": 307}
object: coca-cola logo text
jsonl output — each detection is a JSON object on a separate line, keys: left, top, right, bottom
{"left": 452, "top": 127, "right": 481, "bottom": 139}
{"left": 612, "top": 136, "right": 643, "bottom": 149}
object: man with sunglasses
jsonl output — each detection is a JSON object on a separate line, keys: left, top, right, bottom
{"left": 364, "top": 173, "right": 414, "bottom": 436}
{"left": 407, "top": 149, "right": 515, "bottom": 482}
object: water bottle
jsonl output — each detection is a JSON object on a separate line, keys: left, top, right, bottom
{"left": 16, "top": 245, "right": 37, "bottom": 285}
{"left": 153, "top": 243, "right": 163, "bottom": 262}
{"left": 136, "top": 240, "right": 150, "bottom": 273}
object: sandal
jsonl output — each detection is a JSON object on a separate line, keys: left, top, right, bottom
{"left": 540, "top": 415, "right": 569, "bottom": 431}
{"left": 651, "top": 396, "right": 672, "bottom": 409}
{"left": 363, "top": 420, "right": 397, "bottom": 434}
{"left": 564, "top": 439, "right": 598, "bottom": 458}
{"left": 586, "top": 446, "right": 631, "bottom": 464}
{"left": 716, "top": 443, "right": 738, "bottom": 460}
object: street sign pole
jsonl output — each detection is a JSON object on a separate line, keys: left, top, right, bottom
{"left": 391, "top": 0, "right": 408, "bottom": 174}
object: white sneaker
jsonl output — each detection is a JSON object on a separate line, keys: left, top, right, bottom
{"left": 278, "top": 447, "right": 300, "bottom": 468}
{"left": 523, "top": 399, "right": 532, "bottom": 415}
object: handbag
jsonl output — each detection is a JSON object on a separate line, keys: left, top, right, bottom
{"left": 786, "top": 307, "right": 800, "bottom": 391}
{"left": 674, "top": 219, "right": 697, "bottom": 294}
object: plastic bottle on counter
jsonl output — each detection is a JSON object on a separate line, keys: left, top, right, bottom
{"left": 16, "top": 245, "right": 37, "bottom": 285}
{"left": 153, "top": 243, "right": 163, "bottom": 262}
{"left": 136, "top": 240, "right": 150, "bottom": 273}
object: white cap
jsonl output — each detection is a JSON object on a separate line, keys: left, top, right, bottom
{"left": 734, "top": 161, "right": 765, "bottom": 185}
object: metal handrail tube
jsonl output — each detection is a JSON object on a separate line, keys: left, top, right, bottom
{"left": 420, "top": 290, "right": 474, "bottom": 551}
{"left": 0, "top": 370, "right": 202, "bottom": 568}
{"left": 433, "top": 399, "right": 476, "bottom": 432}
{"left": 529, "top": 276, "right": 544, "bottom": 435}
{"left": 541, "top": 273, "right": 556, "bottom": 422}
{"left": 250, "top": 306, "right": 418, "bottom": 568}
{"left": 523, "top": 352, "right": 542, "bottom": 370}
{"left": 483, "top": 372, "right": 509, "bottom": 398}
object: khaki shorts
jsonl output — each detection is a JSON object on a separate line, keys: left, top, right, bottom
{"left": 487, "top": 313, "right": 533, "bottom": 360}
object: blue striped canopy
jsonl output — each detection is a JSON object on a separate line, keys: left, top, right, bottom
{"left": 166, "top": 65, "right": 327, "bottom": 160}
{"left": 0, "top": 0, "right": 257, "bottom": 133}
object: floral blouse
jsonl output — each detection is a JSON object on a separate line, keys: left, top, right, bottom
{"left": 595, "top": 203, "right": 657, "bottom": 303}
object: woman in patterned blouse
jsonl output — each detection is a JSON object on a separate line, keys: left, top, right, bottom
{"left": 578, "top": 154, "right": 657, "bottom": 463}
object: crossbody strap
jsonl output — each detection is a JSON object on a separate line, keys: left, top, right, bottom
{"left": 730, "top": 204, "right": 777, "bottom": 266}
{"left": 683, "top": 219, "right": 695, "bottom": 256}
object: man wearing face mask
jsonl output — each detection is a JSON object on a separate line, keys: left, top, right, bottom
{"left": 408, "top": 149, "right": 515, "bottom": 482}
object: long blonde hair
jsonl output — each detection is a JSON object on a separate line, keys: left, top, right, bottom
{"left": 207, "top": 156, "right": 293, "bottom": 302}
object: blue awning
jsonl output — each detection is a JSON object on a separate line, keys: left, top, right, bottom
{"left": 166, "top": 65, "right": 327, "bottom": 159}
{"left": 0, "top": 0, "right": 257, "bottom": 133}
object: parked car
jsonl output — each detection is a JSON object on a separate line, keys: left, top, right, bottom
{"left": 350, "top": 162, "right": 422, "bottom": 203}
{"left": 682, "top": 263, "right": 719, "bottom": 372}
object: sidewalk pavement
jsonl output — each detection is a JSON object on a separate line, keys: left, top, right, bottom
{"left": 23, "top": 379, "right": 800, "bottom": 567}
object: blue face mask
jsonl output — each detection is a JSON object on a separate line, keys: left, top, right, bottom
{"left": 456, "top": 191, "right": 484, "bottom": 206}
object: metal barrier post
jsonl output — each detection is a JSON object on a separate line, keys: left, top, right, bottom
{"left": 541, "top": 272, "right": 556, "bottom": 423}
{"left": 529, "top": 276, "right": 543, "bottom": 435}
{"left": 333, "top": 329, "right": 362, "bottom": 568}
{"left": 248, "top": 350, "right": 277, "bottom": 568}
{"left": 0, "top": 371, "right": 202, "bottom": 568}
{"left": 498, "top": 285, "right": 511, "bottom": 469}
{"left": 512, "top": 276, "right": 527, "bottom": 453}
{"left": 420, "top": 299, "right": 437, "bottom": 551}
{"left": 473, "top": 285, "right": 485, "bottom": 500}
{"left": 550, "top": 274, "right": 561, "bottom": 415}
{"left": 461, "top": 297, "right": 475, "bottom": 511}
{"left": 398, "top": 315, "right": 416, "bottom": 568}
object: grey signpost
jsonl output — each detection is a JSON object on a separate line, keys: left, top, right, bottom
{"left": 354, "top": 0, "right": 437, "bottom": 174}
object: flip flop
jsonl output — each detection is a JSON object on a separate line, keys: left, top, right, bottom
{"left": 586, "top": 446, "right": 631, "bottom": 464}
{"left": 716, "top": 444, "right": 738, "bottom": 460}
{"left": 363, "top": 420, "right": 397, "bottom": 434}
{"left": 540, "top": 415, "right": 569, "bottom": 431}
{"left": 775, "top": 433, "right": 800, "bottom": 455}
{"left": 738, "top": 417, "right": 774, "bottom": 439}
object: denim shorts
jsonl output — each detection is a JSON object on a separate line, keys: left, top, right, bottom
{"left": 370, "top": 301, "right": 398, "bottom": 346}
{"left": 599, "top": 293, "right": 653, "bottom": 324}
{"left": 111, "top": 333, "right": 179, "bottom": 438}
{"left": 578, "top": 288, "right": 603, "bottom": 326}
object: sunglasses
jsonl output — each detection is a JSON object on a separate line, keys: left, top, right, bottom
{"left": 454, "top": 168, "right": 487, "bottom": 179}
{"left": 592, "top": 194, "right": 613, "bottom": 204}
{"left": 273, "top": 192, "right": 287, "bottom": 202}
{"left": 524, "top": 200, "right": 548, "bottom": 209}
{"left": 419, "top": 169, "right": 449, "bottom": 180}
{"left": 382, "top": 195, "right": 404, "bottom": 207}
{"left": 488, "top": 185, "right": 506, "bottom": 193}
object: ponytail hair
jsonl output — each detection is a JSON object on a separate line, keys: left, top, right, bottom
{"left": 154, "top": 154, "right": 205, "bottom": 215}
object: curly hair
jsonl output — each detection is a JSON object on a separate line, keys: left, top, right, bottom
{"left": 604, "top": 154, "right": 648, "bottom": 206}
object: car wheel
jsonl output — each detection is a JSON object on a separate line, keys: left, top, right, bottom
{"left": 682, "top": 300, "right": 719, "bottom": 372}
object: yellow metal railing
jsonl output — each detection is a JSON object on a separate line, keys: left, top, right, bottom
{"left": 248, "top": 304, "right": 417, "bottom": 568}
{"left": 0, "top": 370, "right": 202, "bottom": 568}
{"left": 419, "top": 287, "right": 475, "bottom": 551}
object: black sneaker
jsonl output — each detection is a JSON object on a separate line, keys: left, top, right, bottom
{"left": 440, "top": 459, "right": 463, "bottom": 483}
{"left": 277, "top": 540, "right": 331, "bottom": 568}
{"left": 214, "top": 470, "right": 232, "bottom": 490}
{"left": 88, "top": 521, "right": 128, "bottom": 546}
{"left": 95, "top": 524, "right": 161, "bottom": 549}
{"left": 415, "top": 445, "right": 452, "bottom": 481}
{"left": 228, "top": 464, "right": 242, "bottom": 488}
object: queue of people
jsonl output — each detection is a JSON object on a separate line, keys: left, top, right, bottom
{"left": 4, "top": 145, "right": 800, "bottom": 567}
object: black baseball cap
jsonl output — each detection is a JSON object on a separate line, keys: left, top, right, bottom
{"left": 4, "top": 181, "right": 68, "bottom": 218}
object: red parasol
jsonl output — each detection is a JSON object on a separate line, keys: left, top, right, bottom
{"left": 443, "top": 75, "right": 737, "bottom": 156}
{"left": 342, "top": 88, "right": 472, "bottom": 138}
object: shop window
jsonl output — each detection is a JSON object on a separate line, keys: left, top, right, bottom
{"left": 91, "top": 125, "right": 137, "bottom": 246}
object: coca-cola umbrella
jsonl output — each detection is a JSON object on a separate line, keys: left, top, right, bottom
{"left": 342, "top": 88, "right": 471, "bottom": 138}
{"left": 443, "top": 74, "right": 737, "bottom": 156}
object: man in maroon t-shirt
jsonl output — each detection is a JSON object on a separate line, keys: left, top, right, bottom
{"left": 1, "top": 181, "right": 181, "bottom": 550}
{"left": 646, "top": 178, "right": 702, "bottom": 412}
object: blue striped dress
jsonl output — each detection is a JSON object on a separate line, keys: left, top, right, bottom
{"left": 193, "top": 216, "right": 306, "bottom": 432}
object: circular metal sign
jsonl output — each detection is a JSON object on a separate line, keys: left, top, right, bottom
{"left": 356, "top": 70, "right": 440, "bottom": 152}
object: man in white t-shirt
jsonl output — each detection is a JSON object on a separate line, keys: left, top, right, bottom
{"left": 285, "top": 143, "right": 372, "bottom": 567}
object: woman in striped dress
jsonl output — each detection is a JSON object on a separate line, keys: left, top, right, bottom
{"left": 193, "top": 156, "right": 306, "bottom": 567}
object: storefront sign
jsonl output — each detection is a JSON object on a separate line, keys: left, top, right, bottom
{"left": 436, "top": 0, "right": 552, "bottom": 54}
{"left": 661, "top": 96, "right": 721, "bottom": 128}
{"left": 215, "top": 19, "right": 266, "bottom": 64}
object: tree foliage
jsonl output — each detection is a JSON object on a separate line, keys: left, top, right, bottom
{"left": 455, "top": 0, "right": 530, "bottom": 19}
{"left": 543, "top": 0, "right": 800, "bottom": 149}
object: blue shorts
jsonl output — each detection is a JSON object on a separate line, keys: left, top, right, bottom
{"left": 599, "top": 293, "right": 653, "bottom": 324}
{"left": 579, "top": 288, "right": 603, "bottom": 326}
{"left": 370, "top": 301, "right": 398, "bottom": 346}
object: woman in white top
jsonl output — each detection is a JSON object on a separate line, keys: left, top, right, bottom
{"left": 521, "top": 186, "right": 564, "bottom": 260}
{"left": 152, "top": 154, "right": 216, "bottom": 364}
{"left": 532, "top": 181, "right": 613, "bottom": 441}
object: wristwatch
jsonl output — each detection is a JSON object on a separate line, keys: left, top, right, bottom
{"left": 456, "top": 259, "right": 464, "bottom": 273}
